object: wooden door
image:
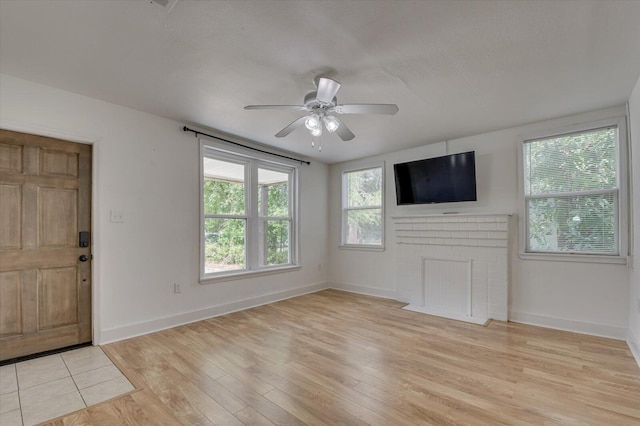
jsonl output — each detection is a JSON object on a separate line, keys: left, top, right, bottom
{"left": 0, "top": 129, "right": 92, "bottom": 361}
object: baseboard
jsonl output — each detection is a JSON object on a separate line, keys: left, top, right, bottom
{"left": 403, "top": 304, "right": 489, "bottom": 326}
{"left": 509, "top": 311, "right": 627, "bottom": 340}
{"left": 99, "top": 282, "right": 328, "bottom": 344}
{"left": 628, "top": 330, "right": 640, "bottom": 368}
{"left": 328, "top": 282, "right": 397, "bottom": 300}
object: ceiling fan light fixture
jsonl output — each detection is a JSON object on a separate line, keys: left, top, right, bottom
{"left": 245, "top": 76, "right": 398, "bottom": 143}
{"left": 323, "top": 115, "right": 340, "bottom": 133}
{"left": 304, "top": 114, "right": 321, "bottom": 131}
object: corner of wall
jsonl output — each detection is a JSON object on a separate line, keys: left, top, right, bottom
{"left": 627, "top": 74, "right": 640, "bottom": 368}
{"left": 628, "top": 329, "right": 640, "bottom": 368}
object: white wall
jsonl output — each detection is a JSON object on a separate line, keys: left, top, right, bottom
{"left": 0, "top": 74, "right": 330, "bottom": 344}
{"left": 329, "top": 106, "right": 631, "bottom": 339}
{"left": 2, "top": 71, "right": 634, "bottom": 345}
{"left": 628, "top": 75, "right": 640, "bottom": 363}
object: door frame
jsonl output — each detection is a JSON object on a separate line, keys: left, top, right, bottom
{"left": 0, "top": 119, "right": 102, "bottom": 344}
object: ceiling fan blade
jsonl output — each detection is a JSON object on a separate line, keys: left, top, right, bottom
{"left": 333, "top": 104, "right": 399, "bottom": 115}
{"left": 275, "top": 116, "right": 308, "bottom": 138}
{"left": 245, "top": 105, "right": 308, "bottom": 111}
{"left": 333, "top": 116, "right": 355, "bottom": 141}
{"left": 316, "top": 78, "right": 341, "bottom": 103}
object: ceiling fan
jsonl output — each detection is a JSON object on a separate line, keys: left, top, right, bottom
{"left": 244, "top": 77, "right": 398, "bottom": 142}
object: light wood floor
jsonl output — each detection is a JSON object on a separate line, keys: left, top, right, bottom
{"left": 44, "top": 290, "right": 640, "bottom": 425}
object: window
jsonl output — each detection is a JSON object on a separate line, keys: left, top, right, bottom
{"left": 521, "top": 118, "right": 628, "bottom": 261}
{"left": 342, "top": 164, "right": 384, "bottom": 248}
{"left": 201, "top": 143, "right": 297, "bottom": 280}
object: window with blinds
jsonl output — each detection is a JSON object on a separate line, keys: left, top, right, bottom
{"left": 523, "top": 125, "right": 619, "bottom": 255}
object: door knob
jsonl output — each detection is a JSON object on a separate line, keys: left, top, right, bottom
{"left": 79, "top": 255, "right": 89, "bottom": 262}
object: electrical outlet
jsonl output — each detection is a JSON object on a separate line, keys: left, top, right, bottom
{"left": 110, "top": 210, "right": 124, "bottom": 223}
{"left": 173, "top": 283, "right": 181, "bottom": 293}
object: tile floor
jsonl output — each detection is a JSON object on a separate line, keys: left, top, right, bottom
{"left": 0, "top": 346, "right": 135, "bottom": 426}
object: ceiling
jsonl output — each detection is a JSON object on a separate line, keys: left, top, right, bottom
{"left": 1, "top": 0, "right": 640, "bottom": 164}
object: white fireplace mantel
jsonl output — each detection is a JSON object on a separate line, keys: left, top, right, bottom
{"left": 393, "top": 213, "right": 511, "bottom": 324}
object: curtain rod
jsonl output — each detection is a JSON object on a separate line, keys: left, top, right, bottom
{"left": 182, "top": 126, "right": 310, "bottom": 165}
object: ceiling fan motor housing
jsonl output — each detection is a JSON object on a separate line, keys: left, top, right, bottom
{"left": 244, "top": 76, "right": 397, "bottom": 142}
{"left": 304, "top": 92, "right": 337, "bottom": 110}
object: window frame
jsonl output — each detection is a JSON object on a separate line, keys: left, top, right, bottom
{"left": 517, "top": 116, "right": 628, "bottom": 264}
{"left": 255, "top": 161, "right": 295, "bottom": 268}
{"left": 199, "top": 139, "right": 299, "bottom": 283}
{"left": 340, "top": 162, "right": 385, "bottom": 251}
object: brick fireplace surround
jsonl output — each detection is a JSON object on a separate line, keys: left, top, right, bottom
{"left": 393, "top": 214, "right": 510, "bottom": 325}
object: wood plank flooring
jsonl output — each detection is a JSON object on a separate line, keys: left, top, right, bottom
{"left": 43, "top": 290, "right": 640, "bottom": 425}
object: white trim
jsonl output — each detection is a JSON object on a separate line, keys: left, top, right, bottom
{"left": 328, "top": 282, "right": 397, "bottom": 299}
{"left": 519, "top": 252, "right": 627, "bottom": 264}
{"left": 392, "top": 213, "right": 511, "bottom": 219}
{"left": 520, "top": 117, "right": 626, "bottom": 144}
{"left": 0, "top": 118, "right": 102, "bottom": 146}
{"left": 341, "top": 161, "right": 385, "bottom": 248}
{"left": 338, "top": 244, "right": 385, "bottom": 252}
{"left": 199, "top": 141, "right": 207, "bottom": 281}
{"left": 257, "top": 159, "right": 298, "bottom": 267}
{"left": 626, "top": 100, "right": 635, "bottom": 271}
{"left": 509, "top": 311, "right": 627, "bottom": 340}
{"left": 402, "top": 304, "right": 489, "bottom": 326}
{"left": 91, "top": 141, "right": 101, "bottom": 345}
{"left": 526, "top": 188, "right": 618, "bottom": 199}
{"left": 200, "top": 265, "right": 301, "bottom": 284}
{"left": 627, "top": 331, "right": 640, "bottom": 368}
{"left": 197, "top": 130, "right": 307, "bottom": 168}
{"left": 99, "top": 282, "right": 328, "bottom": 344}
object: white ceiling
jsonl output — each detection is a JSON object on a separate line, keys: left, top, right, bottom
{"left": 1, "top": 0, "right": 640, "bottom": 164}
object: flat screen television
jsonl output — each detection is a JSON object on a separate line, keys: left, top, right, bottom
{"left": 394, "top": 151, "right": 477, "bottom": 204}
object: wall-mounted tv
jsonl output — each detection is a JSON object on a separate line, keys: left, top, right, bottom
{"left": 394, "top": 151, "right": 477, "bottom": 205}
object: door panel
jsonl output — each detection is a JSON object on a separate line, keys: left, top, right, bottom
{"left": 38, "top": 267, "right": 79, "bottom": 329}
{"left": 0, "top": 271, "right": 22, "bottom": 337}
{"left": 0, "top": 129, "right": 92, "bottom": 361}
{"left": 0, "top": 143, "right": 22, "bottom": 173}
{"left": 39, "top": 188, "right": 78, "bottom": 247}
{"left": 0, "top": 184, "right": 21, "bottom": 249}
{"left": 40, "top": 149, "right": 79, "bottom": 177}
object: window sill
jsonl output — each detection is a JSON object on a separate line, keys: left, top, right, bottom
{"left": 339, "top": 244, "right": 385, "bottom": 252}
{"left": 200, "top": 265, "right": 301, "bottom": 284}
{"left": 519, "top": 252, "right": 627, "bottom": 265}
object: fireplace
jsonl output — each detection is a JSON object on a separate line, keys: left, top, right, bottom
{"left": 393, "top": 214, "right": 510, "bottom": 324}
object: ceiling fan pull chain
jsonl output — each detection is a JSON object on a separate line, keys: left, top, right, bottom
{"left": 310, "top": 135, "right": 322, "bottom": 152}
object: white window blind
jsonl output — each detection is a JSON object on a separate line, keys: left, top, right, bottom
{"left": 523, "top": 126, "right": 619, "bottom": 255}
